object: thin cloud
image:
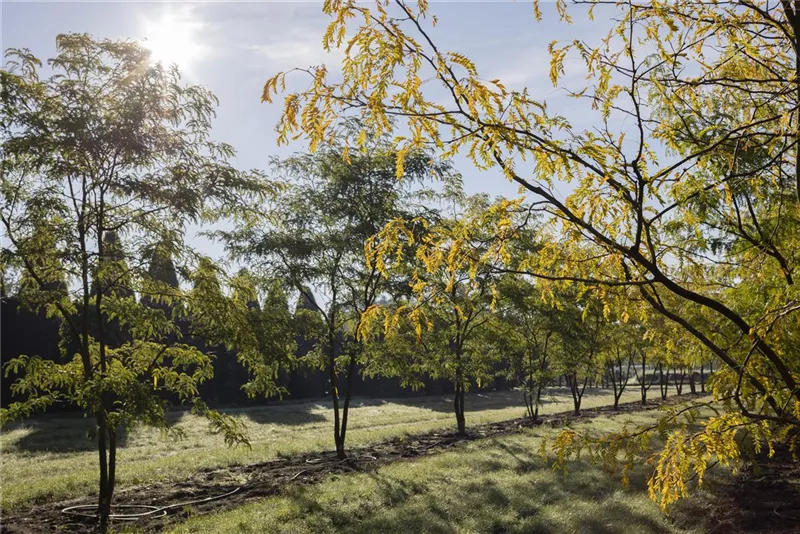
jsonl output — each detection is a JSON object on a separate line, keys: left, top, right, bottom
{"left": 249, "top": 35, "right": 345, "bottom": 71}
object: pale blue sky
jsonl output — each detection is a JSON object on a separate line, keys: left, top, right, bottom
{"left": 1, "top": 1, "right": 613, "bottom": 183}
{"left": 2, "top": 1, "right": 618, "bottom": 262}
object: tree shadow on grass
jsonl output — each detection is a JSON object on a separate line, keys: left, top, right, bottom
{"left": 387, "top": 387, "right": 615, "bottom": 419}
{"left": 358, "top": 471, "right": 674, "bottom": 534}
{"left": 5, "top": 407, "right": 210, "bottom": 454}
{"left": 389, "top": 389, "right": 528, "bottom": 415}
{"left": 240, "top": 390, "right": 527, "bottom": 428}
{"left": 4, "top": 414, "right": 129, "bottom": 453}
{"left": 274, "top": 435, "right": 685, "bottom": 534}
{"left": 229, "top": 401, "right": 329, "bottom": 427}
{"left": 4, "top": 402, "right": 330, "bottom": 454}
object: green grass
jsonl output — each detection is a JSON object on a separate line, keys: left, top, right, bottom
{"left": 1, "top": 387, "right": 642, "bottom": 512}
{"left": 169, "top": 409, "right": 699, "bottom": 534}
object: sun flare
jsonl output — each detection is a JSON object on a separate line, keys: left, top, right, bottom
{"left": 141, "top": 10, "right": 204, "bottom": 69}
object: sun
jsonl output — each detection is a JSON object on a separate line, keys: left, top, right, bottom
{"left": 141, "top": 9, "right": 205, "bottom": 69}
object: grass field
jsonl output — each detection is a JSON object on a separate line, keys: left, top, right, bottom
{"left": 170, "top": 408, "right": 700, "bottom": 534}
{"left": 0, "top": 387, "right": 643, "bottom": 512}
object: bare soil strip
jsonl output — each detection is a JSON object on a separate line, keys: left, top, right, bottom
{"left": 1, "top": 396, "right": 698, "bottom": 534}
{"left": 701, "top": 446, "right": 800, "bottom": 534}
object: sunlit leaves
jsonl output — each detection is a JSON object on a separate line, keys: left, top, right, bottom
{"left": 0, "top": 36, "right": 284, "bottom": 450}
{"left": 261, "top": 0, "right": 800, "bottom": 511}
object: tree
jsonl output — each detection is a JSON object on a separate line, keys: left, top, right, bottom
{"left": 262, "top": 0, "right": 800, "bottom": 508}
{"left": 367, "top": 193, "right": 506, "bottom": 434}
{"left": 411, "top": 271, "right": 498, "bottom": 435}
{"left": 552, "top": 290, "right": 607, "bottom": 415}
{"left": 492, "top": 275, "right": 559, "bottom": 421}
{"left": 0, "top": 35, "right": 280, "bottom": 530}
{"left": 222, "top": 125, "right": 454, "bottom": 458}
{"left": 601, "top": 322, "right": 636, "bottom": 410}
{"left": 624, "top": 312, "right": 659, "bottom": 406}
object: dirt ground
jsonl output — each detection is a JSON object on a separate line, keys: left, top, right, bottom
{"left": 695, "top": 446, "right": 800, "bottom": 534}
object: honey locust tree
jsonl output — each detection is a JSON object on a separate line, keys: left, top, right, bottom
{"left": 623, "top": 310, "right": 660, "bottom": 406}
{"left": 366, "top": 193, "right": 505, "bottom": 434}
{"left": 551, "top": 288, "right": 608, "bottom": 415}
{"left": 262, "top": 0, "right": 800, "bottom": 509}
{"left": 491, "top": 274, "right": 560, "bottom": 421}
{"left": 220, "top": 125, "right": 455, "bottom": 458}
{"left": 0, "top": 35, "right": 282, "bottom": 530}
{"left": 600, "top": 319, "right": 637, "bottom": 409}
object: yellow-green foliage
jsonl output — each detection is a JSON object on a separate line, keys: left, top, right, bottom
{"left": 261, "top": 0, "right": 800, "bottom": 510}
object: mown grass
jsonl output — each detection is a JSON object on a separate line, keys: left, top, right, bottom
{"left": 0, "top": 387, "right": 642, "bottom": 511}
{"left": 168, "top": 409, "right": 700, "bottom": 534}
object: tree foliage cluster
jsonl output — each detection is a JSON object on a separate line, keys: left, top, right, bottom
{"left": 261, "top": 0, "right": 800, "bottom": 514}
{"left": 0, "top": 35, "right": 291, "bottom": 528}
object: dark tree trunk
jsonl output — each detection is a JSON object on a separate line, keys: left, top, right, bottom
{"left": 327, "top": 330, "right": 346, "bottom": 460}
{"left": 97, "top": 415, "right": 109, "bottom": 533}
{"left": 700, "top": 364, "right": 705, "bottom": 393}
{"left": 523, "top": 388, "right": 533, "bottom": 420}
{"left": 659, "top": 364, "right": 668, "bottom": 400}
{"left": 454, "top": 382, "right": 466, "bottom": 435}
{"left": 337, "top": 344, "right": 359, "bottom": 460}
{"left": 675, "top": 369, "right": 686, "bottom": 396}
{"left": 334, "top": 435, "right": 345, "bottom": 459}
{"left": 95, "top": 417, "right": 117, "bottom": 533}
{"left": 94, "top": 220, "right": 115, "bottom": 533}
{"left": 689, "top": 370, "right": 697, "bottom": 394}
{"left": 609, "top": 350, "right": 632, "bottom": 410}
{"left": 523, "top": 363, "right": 535, "bottom": 421}
{"left": 634, "top": 350, "right": 648, "bottom": 406}
{"left": 523, "top": 383, "right": 535, "bottom": 421}
{"left": 568, "top": 373, "right": 587, "bottom": 415}
{"left": 608, "top": 364, "right": 619, "bottom": 409}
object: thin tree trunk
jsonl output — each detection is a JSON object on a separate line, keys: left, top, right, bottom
{"left": 659, "top": 363, "right": 668, "bottom": 400}
{"left": 97, "top": 414, "right": 110, "bottom": 533}
{"left": 676, "top": 368, "right": 686, "bottom": 396}
{"left": 641, "top": 380, "right": 647, "bottom": 405}
{"left": 338, "top": 346, "right": 359, "bottom": 459}
{"left": 327, "top": 330, "right": 344, "bottom": 459}
{"left": 568, "top": 374, "right": 587, "bottom": 415}
{"left": 523, "top": 380, "right": 535, "bottom": 421}
{"left": 523, "top": 361, "right": 535, "bottom": 420}
{"left": 454, "top": 381, "right": 466, "bottom": 435}
{"left": 94, "top": 214, "right": 115, "bottom": 533}
{"left": 608, "top": 363, "right": 619, "bottom": 409}
{"left": 523, "top": 389, "right": 534, "bottom": 420}
{"left": 634, "top": 350, "right": 647, "bottom": 405}
{"left": 700, "top": 364, "right": 705, "bottom": 393}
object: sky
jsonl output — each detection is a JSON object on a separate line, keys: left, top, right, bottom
{"left": 1, "top": 1, "right": 618, "bottom": 262}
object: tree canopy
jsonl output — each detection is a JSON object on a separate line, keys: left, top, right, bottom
{"left": 0, "top": 34, "right": 287, "bottom": 529}
{"left": 262, "top": 0, "right": 800, "bottom": 510}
